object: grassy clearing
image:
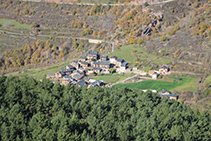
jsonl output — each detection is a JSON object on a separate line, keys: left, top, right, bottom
{"left": 204, "top": 76, "right": 211, "bottom": 84}
{"left": 115, "top": 77, "right": 198, "bottom": 91}
{"left": 0, "top": 19, "right": 30, "bottom": 29}
{"left": 90, "top": 73, "right": 134, "bottom": 83}
{"left": 108, "top": 45, "right": 140, "bottom": 64}
{"left": 108, "top": 45, "right": 171, "bottom": 66}
{"left": 108, "top": 45, "right": 157, "bottom": 64}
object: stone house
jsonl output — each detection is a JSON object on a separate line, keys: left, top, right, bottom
{"left": 100, "top": 55, "right": 108, "bottom": 61}
{"left": 76, "top": 79, "right": 86, "bottom": 87}
{"left": 159, "top": 89, "right": 178, "bottom": 100}
{"left": 99, "top": 61, "right": 110, "bottom": 69}
{"left": 110, "top": 56, "right": 117, "bottom": 64}
{"left": 120, "top": 62, "right": 128, "bottom": 71}
{"left": 80, "top": 62, "right": 89, "bottom": 69}
{"left": 70, "top": 60, "right": 80, "bottom": 70}
{"left": 116, "top": 58, "right": 124, "bottom": 68}
{"left": 87, "top": 50, "right": 99, "bottom": 61}
{"left": 55, "top": 70, "right": 66, "bottom": 78}
{"left": 159, "top": 66, "right": 170, "bottom": 75}
{"left": 47, "top": 73, "right": 55, "bottom": 78}
{"left": 93, "top": 67, "right": 102, "bottom": 74}
{"left": 79, "top": 56, "right": 86, "bottom": 62}
{"left": 66, "top": 65, "right": 75, "bottom": 71}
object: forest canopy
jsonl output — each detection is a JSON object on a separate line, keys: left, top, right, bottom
{"left": 0, "top": 75, "right": 210, "bottom": 140}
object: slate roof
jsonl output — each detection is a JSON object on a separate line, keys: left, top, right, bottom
{"left": 93, "top": 67, "right": 102, "bottom": 70}
{"left": 66, "top": 65, "right": 75, "bottom": 69}
{"left": 161, "top": 89, "right": 170, "bottom": 94}
{"left": 72, "top": 74, "right": 84, "bottom": 80}
{"left": 77, "top": 79, "right": 86, "bottom": 87}
{"left": 58, "top": 70, "right": 66, "bottom": 76}
{"left": 63, "top": 69, "right": 72, "bottom": 73}
{"left": 84, "top": 76, "right": 90, "bottom": 81}
{"left": 87, "top": 50, "right": 98, "bottom": 55}
{"left": 47, "top": 72, "right": 55, "bottom": 75}
{"left": 73, "top": 70, "right": 81, "bottom": 74}
{"left": 100, "top": 61, "right": 110, "bottom": 65}
{"left": 91, "top": 80, "right": 103, "bottom": 86}
{"left": 110, "top": 56, "right": 117, "bottom": 59}
{"left": 64, "top": 75, "right": 71, "bottom": 79}
{"left": 121, "top": 62, "right": 128, "bottom": 66}
{"left": 117, "top": 58, "right": 124, "bottom": 62}
{"left": 80, "top": 56, "right": 86, "bottom": 59}
{"left": 94, "top": 61, "right": 101, "bottom": 65}
{"left": 160, "top": 66, "right": 169, "bottom": 69}
{"left": 81, "top": 61, "right": 89, "bottom": 64}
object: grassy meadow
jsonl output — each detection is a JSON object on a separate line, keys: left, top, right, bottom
{"left": 114, "top": 77, "right": 199, "bottom": 91}
{"left": 0, "top": 19, "right": 30, "bottom": 29}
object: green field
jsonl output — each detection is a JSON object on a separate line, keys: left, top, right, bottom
{"left": 90, "top": 73, "right": 134, "bottom": 84}
{"left": 0, "top": 19, "right": 30, "bottom": 29}
{"left": 108, "top": 45, "right": 172, "bottom": 66}
{"left": 115, "top": 77, "right": 198, "bottom": 91}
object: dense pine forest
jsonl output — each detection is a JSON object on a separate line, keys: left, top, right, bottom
{"left": 0, "top": 75, "right": 210, "bottom": 140}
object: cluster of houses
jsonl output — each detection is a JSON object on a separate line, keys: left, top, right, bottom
{"left": 147, "top": 66, "right": 171, "bottom": 79}
{"left": 159, "top": 89, "right": 178, "bottom": 100}
{"left": 46, "top": 50, "right": 178, "bottom": 99}
{"left": 142, "top": 89, "right": 178, "bottom": 100}
{"left": 47, "top": 50, "right": 129, "bottom": 87}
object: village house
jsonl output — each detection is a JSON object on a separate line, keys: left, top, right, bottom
{"left": 72, "top": 73, "right": 84, "bottom": 81}
{"left": 133, "top": 67, "right": 138, "bottom": 71}
{"left": 66, "top": 64, "right": 76, "bottom": 71}
{"left": 159, "top": 89, "right": 178, "bottom": 100}
{"left": 88, "top": 70, "right": 94, "bottom": 76}
{"left": 101, "top": 69, "right": 110, "bottom": 74}
{"left": 93, "top": 67, "right": 102, "bottom": 74}
{"left": 92, "top": 61, "right": 101, "bottom": 68}
{"left": 83, "top": 76, "right": 90, "bottom": 83}
{"left": 62, "top": 75, "right": 72, "bottom": 85}
{"left": 55, "top": 70, "right": 66, "bottom": 78}
{"left": 70, "top": 60, "right": 80, "bottom": 70}
{"left": 148, "top": 70, "right": 158, "bottom": 79}
{"left": 63, "top": 69, "right": 72, "bottom": 75}
{"left": 99, "top": 61, "right": 110, "bottom": 70}
{"left": 76, "top": 79, "right": 86, "bottom": 87}
{"left": 148, "top": 70, "right": 156, "bottom": 76}
{"left": 47, "top": 72, "right": 55, "bottom": 78}
{"left": 159, "top": 66, "right": 170, "bottom": 75}
{"left": 90, "top": 80, "right": 104, "bottom": 87}
{"left": 119, "top": 62, "right": 128, "bottom": 72}
{"left": 110, "top": 56, "right": 117, "bottom": 64}
{"left": 80, "top": 61, "right": 89, "bottom": 69}
{"left": 79, "top": 56, "right": 86, "bottom": 62}
{"left": 100, "top": 55, "right": 108, "bottom": 61}
{"left": 116, "top": 59, "right": 124, "bottom": 68}
{"left": 87, "top": 50, "right": 99, "bottom": 61}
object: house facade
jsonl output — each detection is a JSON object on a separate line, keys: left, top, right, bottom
{"left": 87, "top": 50, "right": 99, "bottom": 61}
{"left": 159, "top": 66, "right": 170, "bottom": 75}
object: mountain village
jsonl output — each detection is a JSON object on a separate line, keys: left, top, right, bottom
{"left": 46, "top": 50, "right": 178, "bottom": 100}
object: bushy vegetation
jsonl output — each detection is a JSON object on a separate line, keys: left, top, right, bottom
{"left": 0, "top": 75, "right": 211, "bottom": 140}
